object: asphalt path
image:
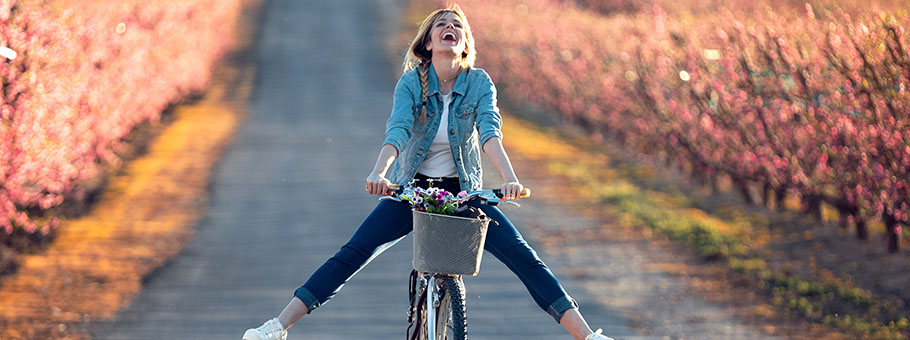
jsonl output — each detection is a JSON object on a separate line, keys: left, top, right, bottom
{"left": 90, "top": 0, "right": 642, "bottom": 339}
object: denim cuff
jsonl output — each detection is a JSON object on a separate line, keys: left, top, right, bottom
{"left": 293, "top": 286, "right": 321, "bottom": 314}
{"left": 546, "top": 295, "right": 578, "bottom": 323}
{"left": 478, "top": 129, "right": 503, "bottom": 151}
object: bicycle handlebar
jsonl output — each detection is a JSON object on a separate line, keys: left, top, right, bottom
{"left": 385, "top": 185, "right": 530, "bottom": 199}
{"left": 379, "top": 185, "right": 530, "bottom": 207}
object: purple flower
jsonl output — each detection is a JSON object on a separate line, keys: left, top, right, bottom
{"left": 457, "top": 191, "right": 468, "bottom": 199}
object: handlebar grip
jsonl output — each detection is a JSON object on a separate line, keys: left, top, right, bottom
{"left": 521, "top": 188, "right": 531, "bottom": 198}
{"left": 492, "top": 188, "right": 531, "bottom": 198}
{"left": 388, "top": 184, "right": 402, "bottom": 195}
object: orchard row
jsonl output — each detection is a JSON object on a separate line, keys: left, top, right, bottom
{"left": 1, "top": 0, "right": 242, "bottom": 234}
{"left": 448, "top": 0, "right": 909, "bottom": 251}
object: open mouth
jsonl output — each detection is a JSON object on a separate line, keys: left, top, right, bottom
{"left": 441, "top": 32, "right": 457, "bottom": 43}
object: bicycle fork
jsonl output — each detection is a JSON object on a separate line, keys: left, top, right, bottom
{"left": 426, "top": 275, "right": 438, "bottom": 339}
{"left": 407, "top": 271, "right": 443, "bottom": 340}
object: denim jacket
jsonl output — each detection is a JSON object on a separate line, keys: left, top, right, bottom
{"left": 383, "top": 63, "right": 502, "bottom": 192}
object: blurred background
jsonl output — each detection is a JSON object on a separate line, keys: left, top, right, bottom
{"left": 1, "top": 0, "right": 909, "bottom": 339}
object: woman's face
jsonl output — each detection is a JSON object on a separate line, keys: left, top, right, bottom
{"left": 426, "top": 12, "right": 466, "bottom": 57}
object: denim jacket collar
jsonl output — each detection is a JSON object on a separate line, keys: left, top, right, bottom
{"left": 427, "top": 62, "right": 468, "bottom": 97}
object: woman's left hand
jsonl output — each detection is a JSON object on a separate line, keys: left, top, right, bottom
{"left": 500, "top": 181, "right": 524, "bottom": 201}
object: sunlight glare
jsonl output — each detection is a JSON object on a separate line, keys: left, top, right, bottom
{"left": 704, "top": 49, "right": 721, "bottom": 60}
{"left": 0, "top": 46, "right": 17, "bottom": 60}
{"left": 679, "top": 70, "right": 691, "bottom": 81}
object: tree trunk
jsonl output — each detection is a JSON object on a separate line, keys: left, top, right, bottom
{"left": 886, "top": 215, "right": 900, "bottom": 253}
{"left": 762, "top": 182, "right": 772, "bottom": 209}
{"left": 775, "top": 188, "right": 787, "bottom": 211}
{"left": 736, "top": 180, "right": 755, "bottom": 205}
{"left": 807, "top": 196, "right": 823, "bottom": 221}
{"left": 856, "top": 217, "right": 868, "bottom": 240}
{"left": 693, "top": 167, "right": 708, "bottom": 187}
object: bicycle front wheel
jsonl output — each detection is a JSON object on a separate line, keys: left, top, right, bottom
{"left": 423, "top": 275, "right": 467, "bottom": 340}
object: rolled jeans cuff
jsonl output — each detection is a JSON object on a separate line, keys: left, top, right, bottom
{"left": 293, "top": 286, "right": 321, "bottom": 313}
{"left": 546, "top": 295, "right": 578, "bottom": 323}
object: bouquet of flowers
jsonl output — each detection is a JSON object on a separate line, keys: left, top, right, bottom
{"left": 399, "top": 185, "right": 469, "bottom": 216}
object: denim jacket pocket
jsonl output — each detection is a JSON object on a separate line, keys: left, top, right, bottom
{"left": 455, "top": 103, "right": 477, "bottom": 119}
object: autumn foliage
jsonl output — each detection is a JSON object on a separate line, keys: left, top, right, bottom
{"left": 441, "top": 0, "right": 909, "bottom": 252}
{"left": 0, "top": 0, "right": 241, "bottom": 234}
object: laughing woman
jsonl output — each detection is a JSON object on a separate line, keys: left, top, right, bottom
{"left": 242, "top": 4, "right": 614, "bottom": 340}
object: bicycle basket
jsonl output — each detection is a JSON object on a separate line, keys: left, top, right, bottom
{"left": 412, "top": 210, "right": 491, "bottom": 275}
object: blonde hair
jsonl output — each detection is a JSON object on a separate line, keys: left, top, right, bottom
{"left": 402, "top": 4, "right": 476, "bottom": 123}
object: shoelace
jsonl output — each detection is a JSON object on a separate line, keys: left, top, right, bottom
{"left": 263, "top": 319, "right": 285, "bottom": 338}
{"left": 586, "top": 328, "right": 608, "bottom": 340}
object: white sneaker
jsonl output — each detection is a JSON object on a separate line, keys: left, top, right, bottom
{"left": 586, "top": 328, "right": 615, "bottom": 340}
{"left": 242, "top": 318, "right": 287, "bottom": 340}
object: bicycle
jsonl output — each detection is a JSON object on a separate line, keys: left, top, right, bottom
{"left": 380, "top": 185, "right": 530, "bottom": 340}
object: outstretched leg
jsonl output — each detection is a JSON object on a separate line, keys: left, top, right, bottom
{"left": 247, "top": 199, "right": 412, "bottom": 338}
{"left": 291, "top": 199, "right": 412, "bottom": 312}
{"left": 560, "top": 308, "right": 598, "bottom": 340}
{"left": 277, "top": 298, "right": 308, "bottom": 330}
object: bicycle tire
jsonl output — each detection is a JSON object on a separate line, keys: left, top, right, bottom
{"left": 412, "top": 275, "right": 468, "bottom": 340}
{"left": 436, "top": 276, "right": 467, "bottom": 340}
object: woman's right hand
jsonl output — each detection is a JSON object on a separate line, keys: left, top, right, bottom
{"left": 365, "top": 172, "right": 392, "bottom": 196}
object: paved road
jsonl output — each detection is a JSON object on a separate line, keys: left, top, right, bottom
{"left": 90, "top": 0, "right": 642, "bottom": 339}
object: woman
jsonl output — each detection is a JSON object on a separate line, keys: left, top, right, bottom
{"left": 243, "top": 5, "right": 614, "bottom": 340}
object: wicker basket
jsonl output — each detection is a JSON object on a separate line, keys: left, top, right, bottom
{"left": 412, "top": 210, "right": 491, "bottom": 275}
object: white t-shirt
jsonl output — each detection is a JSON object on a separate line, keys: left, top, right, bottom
{"left": 416, "top": 92, "right": 458, "bottom": 177}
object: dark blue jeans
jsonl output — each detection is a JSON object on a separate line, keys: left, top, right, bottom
{"left": 294, "top": 175, "right": 577, "bottom": 322}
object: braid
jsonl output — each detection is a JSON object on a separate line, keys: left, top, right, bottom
{"left": 418, "top": 61, "right": 429, "bottom": 124}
